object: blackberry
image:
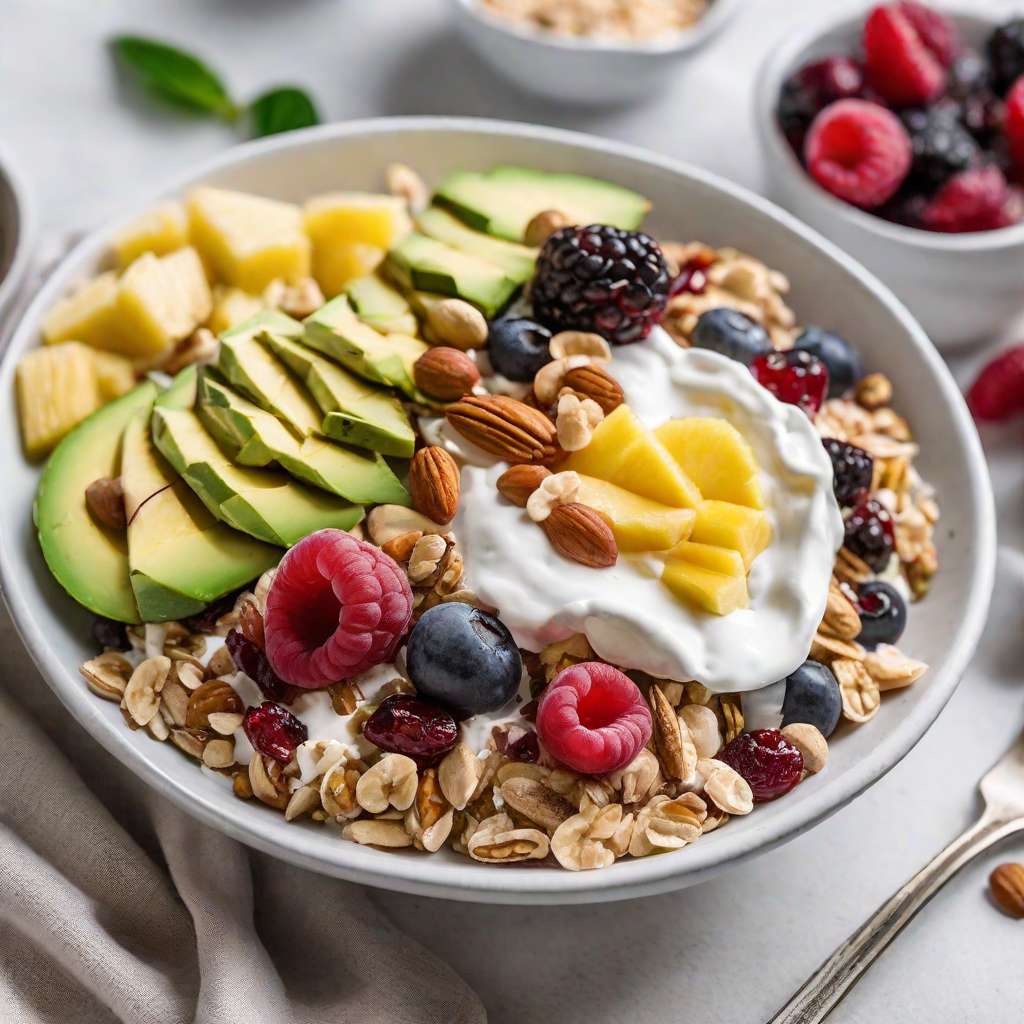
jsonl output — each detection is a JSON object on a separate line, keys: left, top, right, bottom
{"left": 822, "top": 439, "right": 874, "bottom": 507}
{"left": 988, "top": 19, "right": 1024, "bottom": 96}
{"left": 844, "top": 499, "right": 895, "bottom": 571}
{"left": 947, "top": 49, "right": 991, "bottom": 101}
{"left": 777, "top": 57, "right": 864, "bottom": 153}
{"left": 901, "top": 105, "right": 980, "bottom": 191}
{"left": 531, "top": 225, "right": 671, "bottom": 345}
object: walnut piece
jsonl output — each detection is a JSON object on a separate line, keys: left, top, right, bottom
{"left": 527, "top": 471, "right": 583, "bottom": 523}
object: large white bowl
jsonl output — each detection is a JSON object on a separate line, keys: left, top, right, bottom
{"left": 0, "top": 117, "right": 996, "bottom": 904}
{"left": 757, "top": 9, "right": 1024, "bottom": 350}
{"left": 0, "top": 142, "right": 35, "bottom": 329}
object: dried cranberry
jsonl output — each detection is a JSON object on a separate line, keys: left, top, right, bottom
{"left": 751, "top": 350, "right": 829, "bottom": 415}
{"left": 844, "top": 499, "right": 896, "bottom": 572}
{"left": 670, "top": 252, "right": 715, "bottom": 297}
{"left": 719, "top": 729, "right": 804, "bottom": 802}
{"left": 182, "top": 589, "right": 244, "bottom": 634}
{"left": 92, "top": 617, "right": 129, "bottom": 651}
{"left": 363, "top": 694, "right": 458, "bottom": 768}
{"left": 225, "top": 629, "right": 302, "bottom": 705}
{"left": 243, "top": 701, "right": 308, "bottom": 762}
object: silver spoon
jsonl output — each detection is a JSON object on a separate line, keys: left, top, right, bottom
{"left": 769, "top": 727, "right": 1024, "bottom": 1023}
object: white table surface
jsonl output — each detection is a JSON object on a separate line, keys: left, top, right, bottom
{"left": 3, "top": 0, "right": 1024, "bottom": 1021}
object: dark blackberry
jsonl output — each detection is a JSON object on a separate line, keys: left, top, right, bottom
{"left": 844, "top": 499, "right": 895, "bottom": 571}
{"left": 947, "top": 49, "right": 991, "bottom": 101}
{"left": 777, "top": 57, "right": 864, "bottom": 153}
{"left": 531, "top": 225, "right": 671, "bottom": 345}
{"left": 822, "top": 439, "right": 874, "bottom": 507}
{"left": 988, "top": 19, "right": 1024, "bottom": 96}
{"left": 901, "top": 105, "right": 980, "bottom": 191}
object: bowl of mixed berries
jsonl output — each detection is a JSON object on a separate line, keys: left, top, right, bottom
{"left": 757, "top": 4, "right": 1024, "bottom": 348}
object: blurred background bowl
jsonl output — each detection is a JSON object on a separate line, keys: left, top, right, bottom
{"left": 0, "top": 143, "right": 35, "bottom": 329}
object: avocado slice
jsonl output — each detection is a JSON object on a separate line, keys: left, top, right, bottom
{"left": 34, "top": 382, "right": 157, "bottom": 624}
{"left": 151, "top": 368, "right": 364, "bottom": 545}
{"left": 302, "top": 294, "right": 427, "bottom": 401}
{"left": 122, "top": 406, "right": 278, "bottom": 621}
{"left": 417, "top": 206, "right": 538, "bottom": 284}
{"left": 196, "top": 368, "right": 411, "bottom": 506}
{"left": 434, "top": 167, "right": 651, "bottom": 242}
{"left": 386, "top": 233, "right": 517, "bottom": 318}
{"left": 218, "top": 311, "right": 324, "bottom": 438}
{"left": 343, "top": 274, "right": 419, "bottom": 335}
{"left": 261, "top": 332, "right": 416, "bottom": 458}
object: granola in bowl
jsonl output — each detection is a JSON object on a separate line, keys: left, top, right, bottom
{"left": 23, "top": 161, "right": 936, "bottom": 873}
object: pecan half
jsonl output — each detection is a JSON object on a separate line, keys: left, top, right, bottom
{"left": 562, "top": 363, "right": 624, "bottom": 415}
{"left": 446, "top": 394, "right": 559, "bottom": 465}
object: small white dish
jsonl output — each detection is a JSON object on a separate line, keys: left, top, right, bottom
{"left": 450, "top": 0, "right": 747, "bottom": 105}
{"left": 757, "top": 8, "right": 1024, "bottom": 350}
{"left": 0, "top": 142, "right": 36, "bottom": 330}
{"left": 0, "top": 117, "right": 996, "bottom": 904}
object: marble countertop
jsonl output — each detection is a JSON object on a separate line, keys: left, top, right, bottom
{"left": 2, "top": 0, "right": 1023, "bottom": 1020}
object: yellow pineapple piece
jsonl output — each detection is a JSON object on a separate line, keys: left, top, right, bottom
{"left": 92, "top": 351, "right": 137, "bottom": 402}
{"left": 42, "top": 272, "right": 120, "bottom": 351}
{"left": 690, "top": 500, "right": 772, "bottom": 569}
{"left": 312, "top": 242, "right": 385, "bottom": 299}
{"left": 655, "top": 417, "right": 765, "bottom": 510}
{"left": 110, "top": 201, "right": 189, "bottom": 270}
{"left": 576, "top": 474, "right": 695, "bottom": 552}
{"left": 661, "top": 558, "right": 750, "bottom": 616}
{"left": 16, "top": 342, "right": 102, "bottom": 459}
{"left": 665, "top": 539, "right": 745, "bottom": 577}
{"left": 208, "top": 287, "right": 265, "bottom": 335}
{"left": 186, "top": 186, "right": 311, "bottom": 293}
{"left": 563, "top": 405, "right": 703, "bottom": 509}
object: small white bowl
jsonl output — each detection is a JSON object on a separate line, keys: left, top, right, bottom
{"left": 0, "top": 142, "right": 35, "bottom": 328}
{"left": 450, "top": 0, "right": 746, "bottom": 105}
{"left": 757, "top": 8, "right": 1024, "bottom": 350}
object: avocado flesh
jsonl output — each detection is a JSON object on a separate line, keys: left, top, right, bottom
{"left": 417, "top": 206, "right": 537, "bottom": 284}
{"left": 262, "top": 331, "right": 416, "bottom": 458}
{"left": 122, "top": 408, "right": 277, "bottom": 621}
{"left": 434, "top": 167, "right": 651, "bottom": 242}
{"left": 386, "top": 233, "right": 517, "bottom": 318}
{"left": 34, "top": 382, "right": 157, "bottom": 624}
{"left": 196, "top": 368, "right": 411, "bottom": 506}
{"left": 302, "top": 294, "right": 427, "bottom": 401}
{"left": 343, "top": 274, "right": 418, "bottom": 335}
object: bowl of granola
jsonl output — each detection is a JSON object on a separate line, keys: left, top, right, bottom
{"left": 0, "top": 117, "right": 994, "bottom": 903}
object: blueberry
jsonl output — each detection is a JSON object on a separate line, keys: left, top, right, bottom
{"left": 487, "top": 318, "right": 553, "bottom": 382}
{"left": 855, "top": 580, "right": 907, "bottom": 649}
{"left": 793, "top": 327, "right": 864, "bottom": 399}
{"left": 780, "top": 660, "right": 842, "bottom": 738}
{"left": 690, "top": 308, "right": 773, "bottom": 366}
{"left": 92, "top": 617, "right": 129, "bottom": 650}
{"left": 406, "top": 603, "right": 522, "bottom": 718}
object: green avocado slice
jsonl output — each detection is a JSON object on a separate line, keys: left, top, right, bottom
{"left": 417, "top": 206, "right": 537, "bottom": 284}
{"left": 343, "top": 274, "right": 419, "bottom": 335}
{"left": 34, "top": 382, "right": 158, "bottom": 624}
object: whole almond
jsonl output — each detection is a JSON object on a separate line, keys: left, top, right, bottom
{"left": 540, "top": 503, "right": 617, "bottom": 568}
{"left": 186, "top": 679, "right": 243, "bottom": 729}
{"left": 562, "top": 364, "right": 624, "bottom": 415}
{"left": 409, "top": 446, "right": 460, "bottom": 524}
{"left": 447, "top": 394, "right": 559, "bottom": 465}
{"left": 497, "top": 464, "right": 551, "bottom": 507}
{"left": 86, "top": 476, "right": 127, "bottom": 530}
{"left": 990, "top": 862, "right": 1024, "bottom": 918}
{"left": 414, "top": 347, "right": 481, "bottom": 402}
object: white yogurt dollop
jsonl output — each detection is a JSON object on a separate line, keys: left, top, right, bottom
{"left": 454, "top": 328, "right": 844, "bottom": 693}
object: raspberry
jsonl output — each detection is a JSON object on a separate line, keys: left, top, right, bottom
{"left": 719, "top": 729, "right": 804, "bottom": 802}
{"left": 264, "top": 529, "right": 413, "bottom": 690}
{"left": 919, "top": 166, "right": 1023, "bottom": 232}
{"left": 243, "top": 701, "right": 308, "bottom": 762}
{"left": 844, "top": 499, "right": 896, "bottom": 571}
{"left": 804, "top": 99, "right": 912, "bottom": 209}
{"left": 363, "top": 694, "right": 458, "bottom": 768}
{"left": 863, "top": 6, "right": 946, "bottom": 107}
{"left": 902, "top": 105, "right": 980, "bottom": 192}
{"left": 967, "top": 345, "right": 1024, "bottom": 420}
{"left": 898, "top": 2, "right": 960, "bottom": 68}
{"left": 531, "top": 226, "right": 671, "bottom": 345}
{"left": 751, "top": 350, "right": 829, "bottom": 416}
{"left": 822, "top": 439, "right": 874, "bottom": 506}
{"left": 777, "top": 56, "right": 864, "bottom": 152}
{"left": 1004, "top": 77, "right": 1024, "bottom": 172}
{"left": 536, "top": 662, "right": 652, "bottom": 775}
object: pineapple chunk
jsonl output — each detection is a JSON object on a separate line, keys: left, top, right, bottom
{"left": 42, "top": 272, "right": 120, "bottom": 350}
{"left": 665, "top": 539, "right": 745, "bottom": 577}
{"left": 312, "top": 242, "right": 385, "bottom": 299}
{"left": 110, "top": 201, "right": 188, "bottom": 270}
{"left": 92, "top": 351, "right": 137, "bottom": 402}
{"left": 16, "top": 342, "right": 102, "bottom": 459}
{"left": 576, "top": 474, "right": 695, "bottom": 552}
{"left": 661, "top": 559, "right": 750, "bottom": 616}
{"left": 655, "top": 417, "right": 765, "bottom": 510}
{"left": 187, "top": 187, "right": 311, "bottom": 293}
{"left": 563, "top": 405, "right": 703, "bottom": 509}
{"left": 690, "top": 500, "right": 772, "bottom": 569}
{"left": 208, "top": 287, "right": 265, "bottom": 335}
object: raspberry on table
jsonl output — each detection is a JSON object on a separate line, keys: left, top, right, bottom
{"left": 967, "top": 344, "right": 1024, "bottom": 420}
{"left": 243, "top": 701, "right": 309, "bottom": 762}
{"left": 804, "top": 99, "right": 912, "bottom": 209}
{"left": 718, "top": 729, "right": 804, "bottom": 802}
{"left": 919, "top": 165, "right": 1023, "bottom": 232}
{"left": 863, "top": 5, "right": 946, "bottom": 107}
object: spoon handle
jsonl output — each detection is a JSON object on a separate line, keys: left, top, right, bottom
{"left": 767, "top": 814, "right": 1024, "bottom": 1024}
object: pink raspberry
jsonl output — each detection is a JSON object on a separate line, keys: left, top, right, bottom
{"left": 897, "top": 2, "right": 960, "bottom": 68}
{"left": 863, "top": 6, "right": 946, "bottom": 107}
{"left": 804, "top": 99, "right": 912, "bottom": 209}
{"left": 968, "top": 345, "right": 1024, "bottom": 421}
{"left": 264, "top": 529, "right": 413, "bottom": 689}
{"left": 536, "top": 662, "right": 652, "bottom": 775}
{"left": 919, "top": 166, "right": 1023, "bottom": 233}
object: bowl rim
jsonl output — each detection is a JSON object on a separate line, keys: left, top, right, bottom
{"left": 0, "top": 115, "right": 997, "bottom": 903}
{"left": 0, "top": 141, "right": 37, "bottom": 330}
{"left": 450, "top": 0, "right": 746, "bottom": 55}
{"left": 755, "top": 4, "right": 1024, "bottom": 253}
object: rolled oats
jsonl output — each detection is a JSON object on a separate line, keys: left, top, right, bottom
{"left": 285, "top": 784, "right": 322, "bottom": 822}
{"left": 356, "top": 753, "right": 419, "bottom": 813}
{"left": 343, "top": 819, "right": 415, "bottom": 848}
{"left": 467, "top": 812, "right": 549, "bottom": 863}
{"left": 629, "top": 793, "right": 706, "bottom": 856}
{"left": 124, "top": 656, "right": 171, "bottom": 726}
{"left": 79, "top": 651, "right": 132, "bottom": 702}
{"left": 552, "top": 801, "right": 632, "bottom": 871}
{"left": 863, "top": 643, "right": 928, "bottom": 690}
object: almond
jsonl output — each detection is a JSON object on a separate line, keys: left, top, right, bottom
{"left": 186, "top": 679, "right": 243, "bottom": 729}
{"left": 414, "top": 347, "right": 481, "bottom": 402}
{"left": 446, "top": 394, "right": 559, "bottom": 465}
{"left": 540, "top": 503, "right": 617, "bottom": 568}
{"left": 990, "top": 862, "right": 1024, "bottom": 918}
{"left": 496, "top": 465, "right": 551, "bottom": 507}
{"left": 562, "top": 364, "right": 624, "bottom": 415}
{"left": 86, "top": 476, "right": 127, "bottom": 530}
{"left": 409, "top": 446, "right": 460, "bottom": 524}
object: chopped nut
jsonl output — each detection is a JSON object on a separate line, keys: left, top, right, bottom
{"left": 711, "top": 693, "right": 745, "bottom": 745}
{"left": 356, "top": 753, "right": 419, "bottom": 813}
{"left": 526, "top": 470, "right": 582, "bottom": 523}
{"left": 467, "top": 812, "right": 549, "bottom": 863}
{"left": 438, "top": 742, "right": 485, "bottom": 810}
{"left": 678, "top": 703, "right": 722, "bottom": 760}
{"left": 285, "top": 784, "right": 322, "bottom": 822}
{"left": 263, "top": 277, "right": 324, "bottom": 319}
{"left": 427, "top": 298, "right": 489, "bottom": 351}
{"left": 524, "top": 209, "right": 569, "bottom": 247}
{"left": 496, "top": 464, "right": 551, "bottom": 507}
{"left": 549, "top": 331, "right": 612, "bottom": 363}
{"left": 606, "top": 748, "right": 661, "bottom": 806}
{"left": 821, "top": 578, "right": 862, "bottom": 640}
{"left": 833, "top": 547, "right": 874, "bottom": 587}
{"left": 343, "top": 819, "right": 415, "bottom": 848}
{"left": 367, "top": 504, "right": 449, "bottom": 546}
{"left": 552, "top": 801, "right": 632, "bottom": 870}
{"left": 79, "top": 651, "right": 133, "bottom": 702}
{"left": 164, "top": 327, "right": 220, "bottom": 375}
{"left": 863, "top": 643, "right": 928, "bottom": 691}
{"left": 206, "top": 646, "right": 235, "bottom": 679}
{"left": 629, "top": 794, "right": 706, "bottom": 857}
{"left": 202, "top": 738, "right": 235, "bottom": 769}
{"left": 989, "top": 862, "right": 1024, "bottom": 919}
{"left": 327, "top": 681, "right": 363, "bottom": 716}
{"left": 810, "top": 632, "right": 866, "bottom": 665}
{"left": 186, "top": 679, "right": 243, "bottom": 729}
{"left": 171, "top": 728, "right": 207, "bottom": 760}
{"left": 321, "top": 759, "right": 362, "bottom": 820}
{"left": 385, "top": 162, "right": 429, "bottom": 215}
{"left": 533, "top": 354, "right": 592, "bottom": 406}
{"left": 407, "top": 533, "right": 449, "bottom": 584}
{"left": 160, "top": 676, "right": 191, "bottom": 727}
{"left": 856, "top": 372, "right": 893, "bottom": 410}
{"left": 381, "top": 530, "right": 422, "bottom": 563}
{"left": 834, "top": 658, "right": 880, "bottom": 723}
{"left": 233, "top": 771, "right": 254, "bottom": 800}
{"left": 249, "top": 753, "right": 290, "bottom": 809}
{"left": 781, "top": 722, "right": 828, "bottom": 774}
{"left": 650, "top": 685, "right": 697, "bottom": 782}
{"left": 500, "top": 777, "right": 577, "bottom": 831}
{"left": 418, "top": 807, "right": 454, "bottom": 852}
{"left": 555, "top": 392, "right": 604, "bottom": 451}
{"left": 702, "top": 761, "right": 754, "bottom": 816}
{"left": 124, "top": 656, "right": 171, "bottom": 726}
{"left": 207, "top": 711, "right": 243, "bottom": 736}
{"left": 147, "top": 713, "right": 170, "bottom": 742}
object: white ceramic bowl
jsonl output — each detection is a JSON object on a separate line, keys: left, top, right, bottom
{"left": 0, "top": 117, "right": 996, "bottom": 904}
{"left": 450, "top": 0, "right": 746, "bottom": 105}
{"left": 757, "top": 8, "right": 1024, "bottom": 350}
{"left": 0, "top": 142, "right": 35, "bottom": 329}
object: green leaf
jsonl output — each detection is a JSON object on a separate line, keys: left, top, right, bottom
{"left": 250, "top": 87, "right": 320, "bottom": 138}
{"left": 112, "top": 36, "right": 238, "bottom": 120}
